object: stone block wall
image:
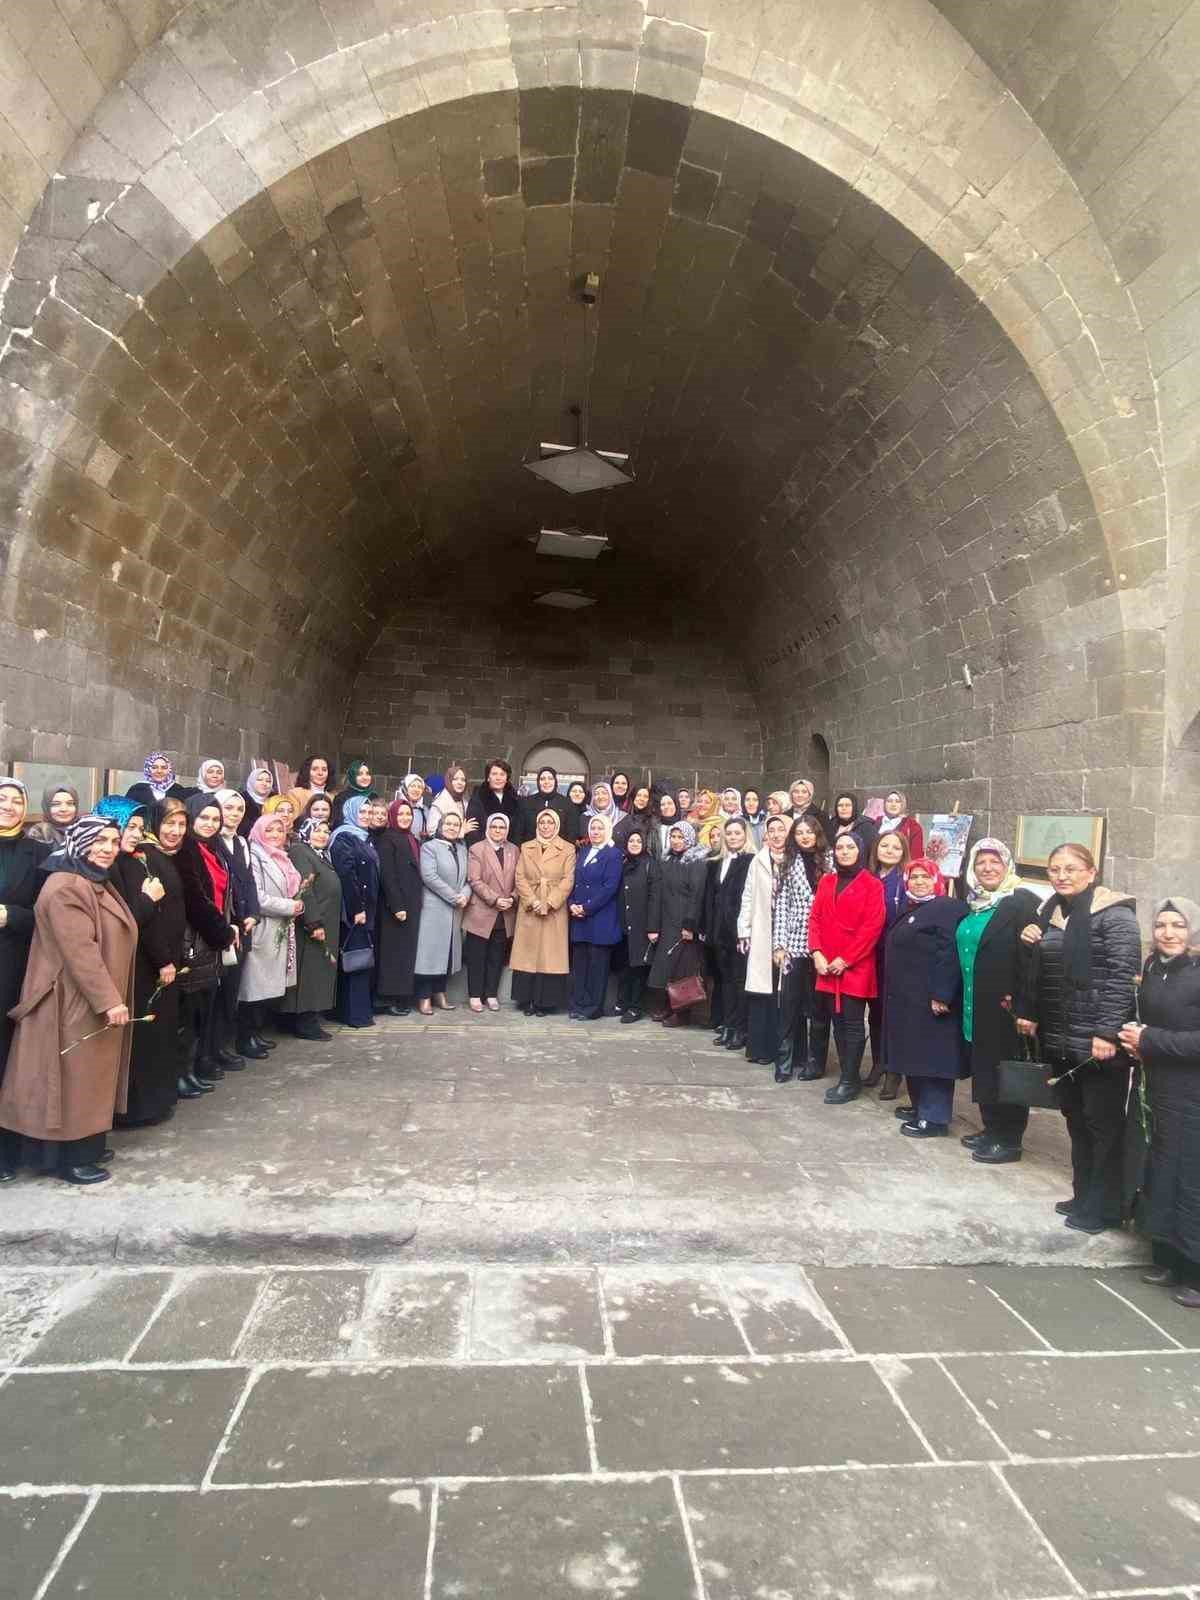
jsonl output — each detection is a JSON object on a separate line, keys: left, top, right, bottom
{"left": 344, "top": 603, "right": 763, "bottom": 795}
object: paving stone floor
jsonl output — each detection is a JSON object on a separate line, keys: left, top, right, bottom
{"left": 0, "top": 1009, "right": 1146, "bottom": 1266}
{"left": 1, "top": 1260, "right": 1198, "bottom": 1599}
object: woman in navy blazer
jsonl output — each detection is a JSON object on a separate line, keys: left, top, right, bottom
{"left": 568, "top": 815, "right": 624, "bottom": 1020}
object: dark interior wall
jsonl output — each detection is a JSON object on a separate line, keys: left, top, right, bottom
{"left": 344, "top": 601, "right": 763, "bottom": 795}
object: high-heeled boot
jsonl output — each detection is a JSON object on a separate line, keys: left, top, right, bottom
{"left": 824, "top": 1033, "right": 866, "bottom": 1104}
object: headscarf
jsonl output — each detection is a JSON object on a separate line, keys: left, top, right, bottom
{"left": 689, "top": 790, "right": 718, "bottom": 824}
{"left": 285, "top": 787, "right": 311, "bottom": 820}
{"left": 425, "top": 773, "right": 444, "bottom": 799}
{"left": 397, "top": 773, "right": 426, "bottom": 804}
{"left": 296, "top": 816, "right": 331, "bottom": 861}
{"left": 186, "top": 792, "right": 223, "bottom": 822}
{"left": 196, "top": 757, "right": 225, "bottom": 793}
{"left": 668, "top": 818, "right": 708, "bottom": 865}
{"left": 532, "top": 807, "right": 563, "bottom": 846}
{"left": 152, "top": 797, "right": 188, "bottom": 854}
{"left": 743, "top": 789, "right": 764, "bottom": 821}
{"left": 37, "top": 781, "right": 79, "bottom": 846}
{"left": 767, "top": 790, "right": 792, "bottom": 815}
{"left": 249, "top": 814, "right": 302, "bottom": 895}
{"left": 609, "top": 771, "right": 633, "bottom": 812}
{"left": 833, "top": 831, "right": 865, "bottom": 893}
{"left": 262, "top": 794, "right": 293, "bottom": 819}
{"left": 244, "top": 764, "right": 275, "bottom": 801}
{"left": 213, "top": 788, "right": 244, "bottom": 834}
{"left": 903, "top": 857, "right": 944, "bottom": 903}
{"left": 622, "top": 828, "right": 647, "bottom": 874}
{"left": 0, "top": 779, "right": 27, "bottom": 839}
{"left": 698, "top": 816, "right": 725, "bottom": 857}
{"left": 141, "top": 752, "right": 175, "bottom": 800}
{"left": 965, "top": 838, "right": 1021, "bottom": 913}
{"left": 387, "top": 797, "right": 421, "bottom": 864}
{"left": 832, "top": 792, "right": 860, "bottom": 833}
{"left": 877, "top": 791, "right": 909, "bottom": 836}
{"left": 46, "top": 814, "right": 119, "bottom": 883}
{"left": 485, "top": 811, "right": 512, "bottom": 839}
{"left": 719, "top": 787, "right": 743, "bottom": 818}
{"left": 95, "top": 794, "right": 145, "bottom": 832}
{"left": 329, "top": 793, "right": 372, "bottom": 849}
{"left": 1154, "top": 897, "right": 1200, "bottom": 959}
{"left": 582, "top": 812, "right": 613, "bottom": 865}
{"left": 342, "top": 759, "right": 372, "bottom": 793}
{"left": 585, "top": 782, "right": 620, "bottom": 826}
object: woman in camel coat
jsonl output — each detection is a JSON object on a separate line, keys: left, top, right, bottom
{"left": 511, "top": 809, "right": 576, "bottom": 1016}
{"left": 0, "top": 816, "right": 138, "bottom": 1186}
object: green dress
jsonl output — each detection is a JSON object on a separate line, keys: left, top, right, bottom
{"left": 956, "top": 907, "right": 997, "bottom": 1044}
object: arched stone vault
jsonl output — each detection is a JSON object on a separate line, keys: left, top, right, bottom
{"left": 0, "top": 0, "right": 1190, "bottom": 903}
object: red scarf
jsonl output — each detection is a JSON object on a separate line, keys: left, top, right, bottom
{"left": 197, "top": 839, "right": 229, "bottom": 909}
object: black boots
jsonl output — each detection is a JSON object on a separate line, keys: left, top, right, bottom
{"left": 824, "top": 1034, "right": 866, "bottom": 1104}
{"left": 797, "top": 1020, "right": 830, "bottom": 1081}
{"left": 295, "top": 1012, "right": 332, "bottom": 1041}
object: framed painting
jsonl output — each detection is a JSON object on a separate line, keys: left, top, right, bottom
{"left": 105, "top": 768, "right": 145, "bottom": 797}
{"left": 924, "top": 813, "right": 974, "bottom": 878}
{"left": 1014, "top": 814, "right": 1105, "bottom": 871}
{"left": 10, "top": 763, "right": 101, "bottom": 821}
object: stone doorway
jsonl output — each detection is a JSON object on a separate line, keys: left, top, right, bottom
{"left": 519, "top": 741, "right": 590, "bottom": 797}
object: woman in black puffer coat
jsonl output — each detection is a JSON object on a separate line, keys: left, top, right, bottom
{"left": 1120, "top": 896, "right": 1200, "bottom": 1310}
{"left": 1016, "top": 843, "right": 1141, "bottom": 1235}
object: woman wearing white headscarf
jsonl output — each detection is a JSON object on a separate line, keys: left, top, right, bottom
{"left": 184, "top": 757, "right": 226, "bottom": 801}
{"left": 876, "top": 791, "right": 924, "bottom": 856}
{"left": 511, "top": 809, "right": 576, "bottom": 1016}
{"left": 463, "top": 813, "right": 519, "bottom": 1011}
{"left": 584, "top": 781, "right": 621, "bottom": 835}
{"left": 568, "top": 814, "right": 624, "bottom": 1020}
{"left": 398, "top": 773, "right": 434, "bottom": 841}
{"left": 240, "top": 764, "right": 276, "bottom": 836}
{"left": 414, "top": 811, "right": 471, "bottom": 1014}
{"left": 955, "top": 839, "right": 1043, "bottom": 1164}
{"left": 1120, "top": 896, "right": 1200, "bottom": 1309}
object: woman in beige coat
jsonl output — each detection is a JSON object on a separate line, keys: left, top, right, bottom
{"left": 0, "top": 815, "right": 138, "bottom": 1186}
{"left": 464, "top": 813, "right": 519, "bottom": 1011}
{"left": 511, "top": 809, "right": 576, "bottom": 1016}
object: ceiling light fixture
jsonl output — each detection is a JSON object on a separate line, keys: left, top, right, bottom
{"left": 524, "top": 404, "right": 634, "bottom": 494}
{"left": 535, "top": 528, "right": 610, "bottom": 560}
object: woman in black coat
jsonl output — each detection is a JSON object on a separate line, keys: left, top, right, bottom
{"left": 376, "top": 799, "right": 423, "bottom": 1016}
{"left": 955, "top": 839, "right": 1042, "bottom": 1163}
{"left": 166, "top": 797, "right": 240, "bottom": 1096}
{"left": 282, "top": 818, "right": 340, "bottom": 1038}
{"left": 1120, "top": 897, "right": 1200, "bottom": 1309}
{"left": 614, "top": 785, "right": 655, "bottom": 847}
{"left": 613, "top": 829, "right": 661, "bottom": 1023}
{"left": 467, "top": 760, "right": 524, "bottom": 844}
{"left": 885, "top": 859, "right": 969, "bottom": 1138}
{"left": 647, "top": 822, "right": 707, "bottom": 1021}
{"left": 705, "top": 817, "right": 754, "bottom": 1049}
{"left": 95, "top": 797, "right": 182, "bottom": 1126}
{"left": 1016, "top": 843, "right": 1141, "bottom": 1234}
{"left": 519, "top": 767, "right": 572, "bottom": 847}
{"left": 0, "top": 782, "right": 48, "bottom": 1180}
{"left": 331, "top": 795, "right": 381, "bottom": 1028}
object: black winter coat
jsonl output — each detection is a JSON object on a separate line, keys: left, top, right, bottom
{"left": 647, "top": 855, "right": 706, "bottom": 989}
{"left": 617, "top": 856, "right": 661, "bottom": 969}
{"left": 519, "top": 791, "right": 572, "bottom": 847}
{"left": 174, "top": 840, "right": 237, "bottom": 952}
{"left": 704, "top": 853, "right": 753, "bottom": 952}
{"left": 112, "top": 846, "right": 187, "bottom": 1122}
{"left": 280, "top": 841, "right": 339, "bottom": 1015}
{"left": 377, "top": 831, "right": 423, "bottom": 997}
{"left": 0, "top": 834, "right": 48, "bottom": 1078}
{"left": 1138, "top": 953, "right": 1200, "bottom": 1264}
{"left": 883, "top": 897, "right": 969, "bottom": 1080}
{"left": 468, "top": 783, "right": 523, "bottom": 844}
{"left": 962, "top": 889, "right": 1042, "bottom": 1104}
{"left": 1020, "top": 889, "right": 1141, "bottom": 1064}
{"left": 219, "top": 833, "right": 261, "bottom": 943}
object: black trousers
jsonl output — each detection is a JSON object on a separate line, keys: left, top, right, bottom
{"left": 464, "top": 921, "right": 509, "bottom": 999}
{"left": 571, "top": 942, "right": 612, "bottom": 1017}
{"left": 1153, "top": 1240, "right": 1200, "bottom": 1287}
{"left": 814, "top": 991, "right": 867, "bottom": 1075}
{"left": 617, "top": 964, "right": 650, "bottom": 1011}
{"left": 981, "top": 1099, "right": 1030, "bottom": 1145}
{"left": 414, "top": 969, "right": 450, "bottom": 1001}
{"left": 777, "top": 957, "right": 815, "bottom": 1067}
{"left": 1056, "top": 1059, "right": 1131, "bottom": 1227}
{"left": 714, "top": 944, "right": 749, "bottom": 1034}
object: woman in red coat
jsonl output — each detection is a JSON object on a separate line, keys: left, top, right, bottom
{"left": 876, "top": 791, "right": 924, "bottom": 857}
{"left": 809, "top": 832, "right": 886, "bottom": 1104}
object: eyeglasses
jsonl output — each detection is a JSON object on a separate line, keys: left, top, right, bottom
{"left": 1048, "top": 864, "right": 1087, "bottom": 877}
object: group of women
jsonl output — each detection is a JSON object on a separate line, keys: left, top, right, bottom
{"left": 0, "top": 756, "right": 1196, "bottom": 1312}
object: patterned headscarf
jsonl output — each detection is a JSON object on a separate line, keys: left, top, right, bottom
{"left": 142, "top": 752, "right": 175, "bottom": 800}
{"left": 965, "top": 838, "right": 1021, "bottom": 913}
{"left": 297, "top": 816, "right": 331, "bottom": 861}
{"left": 46, "top": 814, "right": 120, "bottom": 882}
{"left": 669, "top": 818, "right": 709, "bottom": 864}
{"left": 95, "top": 795, "right": 145, "bottom": 832}
{"left": 904, "top": 856, "right": 945, "bottom": 903}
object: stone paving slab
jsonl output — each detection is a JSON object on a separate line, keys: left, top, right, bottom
{"left": 1, "top": 1261, "right": 1198, "bottom": 1600}
{"left": 0, "top": 1012, "right": 1148, "bottom": 1266}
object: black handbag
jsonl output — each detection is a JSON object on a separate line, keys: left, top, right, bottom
{"left": 178, "top": 930, "right": 220, "bottom": 993}
{"left": 995, "top": 1039, "right": 1059, "bottom": 1109}
{"left": 340, "top": 939, "right": 374, "bottom": 975}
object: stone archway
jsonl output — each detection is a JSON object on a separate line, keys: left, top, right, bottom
{"left": 519, "top": 739, "right": 590, "bottom": 793}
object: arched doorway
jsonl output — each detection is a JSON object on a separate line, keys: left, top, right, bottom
{"left": 520, "top": 742, "right": 590, "bottom": 796}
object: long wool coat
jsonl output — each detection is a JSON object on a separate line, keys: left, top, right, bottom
{"left": 512, "top": 837, "right": 576, "bottom": 975}
{"left": 738, "top": 847, "right": 785, "bottom": 995}
{"left": 280, "top": 841, "right": 340, "bottom": 1016}
{"left": 809, "top": 870, "right": 886, "bottom": 1004}
{"left": 618, "top": 855, "right": 661, "bottom": 968}
{"left": 0, "top": 834, "right": 49, "bottom": 1077}
{"left": 884, "top": 897, "right": 969, "bottom": 1079}
{"left": 240, "top": 847, "right": 297, "bottom": 1003}
{"left": 1139, "top": 952, "right": 1200, "bottom": 1265}
{"left": 109, "top": 847, "right": 184, "bottom": 1123}
{"left": 377, "top": 831, "right": 423, "bottom": 995}
{"left": 464, "top": 840, "right": 519, "bottom": 939}
{"left": 0, "top": 873, "right": 138, "bottom": 1142}
{"left": 415, "top": 838, "right": 470, "bottom": 976}
{"left": 960, "top": 889, "right": 1042, "bottom": 1104}
{"left": 647, "top": 854, "right": 706, "bottom": 989}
